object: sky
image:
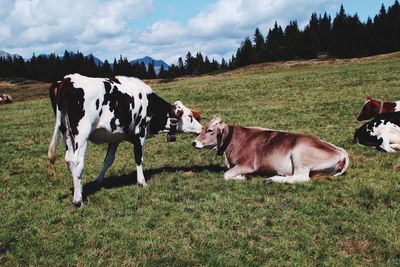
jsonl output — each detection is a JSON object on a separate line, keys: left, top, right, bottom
{"left": 0, "top": 0, "right": 396, "bottom": 65}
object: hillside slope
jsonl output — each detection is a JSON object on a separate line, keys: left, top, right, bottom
{"left": 1, "top": 52, "right": 400, "bottom": 265}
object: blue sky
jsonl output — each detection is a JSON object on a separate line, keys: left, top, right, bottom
{"left": 0, "top": 0, "right": 397, "bottom": 64}
{"left": 341, "top": 0, "right": 393, "bottom": 20}
{"left": 142, "top": 0, "right": 393, "bottom": 30}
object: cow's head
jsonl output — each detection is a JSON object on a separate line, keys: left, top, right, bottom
{"left": 170, "top": 101, "right": 202, "bottom": 135}
{"left": 357, "top": 96, "right": 381, "bottom": 121}
{"left": 192, "top": 116, "right": 226, "bottom": 149}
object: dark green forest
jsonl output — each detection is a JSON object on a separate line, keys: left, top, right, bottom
{"left": 1, "top": 1, "right": 399, "bottom": 81}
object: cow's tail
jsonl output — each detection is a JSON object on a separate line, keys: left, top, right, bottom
{"left": 60, "top": 78, "right": 77, "bottom": 154}
{"left": 48, "top": 82, "right": 62, "bottom": 177}
{"left": 48, "top": 79, "right": 74, "bottom": 176}
{"left": 49, "top": 82, "right": 59, "bottom": 116}
{"left": 333, "top": 148, "right": 350, "bottom": 177}
{"left": 48, "top": 112, "right": 61, "bottom": 177}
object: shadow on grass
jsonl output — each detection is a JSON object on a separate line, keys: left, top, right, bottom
{"left": 80, "top": 164, "right": 225, "bottom": 201}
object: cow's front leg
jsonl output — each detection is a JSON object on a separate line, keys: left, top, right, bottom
{"left": 389, "top": 143, "right": 400, "bottom": 151}
{"left": 67, "top": 141, "right": 88, "bottom": 207}
{"left": 380, "top": 137, "right": 396, "bottom": 152}
{"left": 133, "top": 135, "right": 147, "bottom": 186}
{"left": 224, "top": 165, "right": 253, "bottom": 180}
{"left": 96, "top": 142, "right": 119, "bottom": 183}
{"left": 264, "top": 169, "right": 310, "bottom": 184}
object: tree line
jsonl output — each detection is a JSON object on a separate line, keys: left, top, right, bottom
{"left": 232, "top": 1, "right": 400, "bottom": 67}
{"left": 0, "top": 1, "right": 399, "bottom": 82}
{"left": 0, "top": 51, "right": 159, "bottom": 82}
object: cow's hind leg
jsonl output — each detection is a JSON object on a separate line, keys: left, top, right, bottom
{"left": 265, "top": 156, "right": 311, "bottom": 184}
{"left": 133, "top": 135, "right": 147, "bottom": 186}
{"left": 96, "top": 142, "right": 119, "bottom": 183}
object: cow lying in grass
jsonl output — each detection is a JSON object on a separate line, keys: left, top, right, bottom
{"left": 193, "top": 117, "right": 349, "bottom": 184}
{"left": 354, "top": 111, "right": 400, "bottom": 152}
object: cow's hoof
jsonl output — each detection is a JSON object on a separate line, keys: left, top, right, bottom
{"left": 138, "top": 182, "right": 148, "bottom": 187}
{"left": 73, "top": 200, "right": 84, "bottom": 208}
{"left": 264, "top": 178, "right": 273, "bottom": 185}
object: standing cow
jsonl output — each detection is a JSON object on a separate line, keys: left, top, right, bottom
{"left": 48, "top": 73, "right": 202, "bottom": 206}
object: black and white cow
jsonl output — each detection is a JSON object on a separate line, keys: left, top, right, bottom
{"left": 48, "top": 73, "right": 202, "bottom": 206}
{"left": 354, "top": 111, "right": 400, "bottom": 152}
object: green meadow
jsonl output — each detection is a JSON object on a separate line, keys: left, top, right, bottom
{"left": 1, "top": 53, "right": 400, "bottom": 266}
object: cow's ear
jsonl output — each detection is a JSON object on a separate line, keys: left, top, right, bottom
{"left": 366, "top": 96, "right": 371, "bottom": 100}
{"left": 192, "top": 110, "right": 201, "bottom": 122}
{"left": 216, "top": 121, "right": 225, "bottom": 132}
{"left": 213, "top": 115, "right": 222, "bottom": 122}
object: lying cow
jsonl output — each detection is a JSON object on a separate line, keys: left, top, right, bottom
{"left": 357, "top": 96, "right": 400, "bottom": 121}
{"left": 0, "top": 94, "right": 13, "bottom": 104}
{"left": 48, "top": 73, "right": 202, "bottom": 206}
{"left": 193, "top": 117, "right": 349, "bottom": 183}
{"left": 354, "top": 111, "right": 400, "bottom": 152}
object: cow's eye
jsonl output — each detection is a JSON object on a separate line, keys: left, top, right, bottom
{"left": 188, "top": 115, "right": 193, "bottom": 122}
{"left": 207, "top": 128, "right": 213, "bottom": 133}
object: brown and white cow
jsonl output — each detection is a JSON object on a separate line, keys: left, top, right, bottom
{"left": 357, "top": 96, "right": 400, "bottom": 121}
{"left": 48, "top": 73, "right": 202, "bottom": 206}
{"left": 193, "top": 117, "right": 349, "bottom": 183}
{"left": 0, "top": 94, "right": 13, "bottom": 104}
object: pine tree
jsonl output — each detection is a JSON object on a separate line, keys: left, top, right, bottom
{"left": 178, "top": 57, "right": 185, "bottom": 75}
{"left": 101, "top": 60, "right": 112, "bottom": 77}
{"left": 220, "top": 58, "right": 227, "bottom": 70}
{"left": 265, "top": 22, "right": 285, "bottom": 61}
{"left": 319, "top": 12, "right": 332, "bottom": 52}
{"left": 195, "top": 52, "right": 204, "bottom": 74}
{"left": 147, "top": 61, "right": 157, "bottom": 79}
{"left": 185, "top": 52, "right": 195, "bottom": 75}
{"left": 158, "top": 64, "right": 166, "bottom": 79}
{"left": 253, "top": 27, "right": 266, "bottom": 62}
{"left": 284, "top": 20, "right": 301, "bottom": 59}
{"left": 373, "top": 4, "right": 389, "bottom": 54}
{"left": 236, "top": 37, "right": 254, "bottom": 66}
{"left": 307, "top": 13, "right": 320, "bottom": 51}
{"left": 329, "top": 5, "right": 348, "bottom": 57}
{"left": 386, "top": 0, "right": 400, "bottom": 52}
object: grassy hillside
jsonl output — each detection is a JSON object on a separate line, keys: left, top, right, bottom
{"left": 1, "top": 53, "right": 400, "bottom": 265}
{"left": 0, "top": 78, "right": 49, "bottom": 101}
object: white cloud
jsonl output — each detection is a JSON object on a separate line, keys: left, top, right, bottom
{"left": 140, "top": 20, "right": 186, "bottom": 45}
{"left": 187, "top": 0, "right": 339, "bottom": 39}
{"left": 142, "top": 0, "right": 340, "bottom": 64}
{"left": 0, "top": 0, "right": 342, "bottom": 65}
{"left": 0, "top": 0, "right": 153, "bottom": 55}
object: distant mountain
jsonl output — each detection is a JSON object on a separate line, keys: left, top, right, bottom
{"left": 0, "top": 50, "right": 22, "bottom": 59}
{"left": 85, "top": 54, "right": 103, "bottom": 67}
{"left": 130, "top": 56, "right": 169, "bottom": 74}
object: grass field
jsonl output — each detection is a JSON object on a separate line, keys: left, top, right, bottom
{"left": 1, "top": 53, "right": 400, "bottom": 266}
